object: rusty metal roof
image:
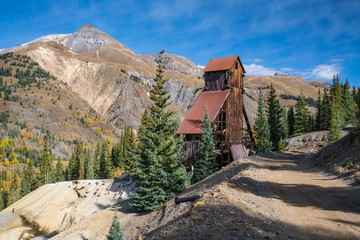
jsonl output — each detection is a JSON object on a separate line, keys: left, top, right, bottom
{"left": 177, "top": 90, "right": 230, "bottom": 134}
{"left": 203, "top": 55, "right": 245, "bottom": 73}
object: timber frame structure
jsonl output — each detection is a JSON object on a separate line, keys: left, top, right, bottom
{"left": 177, "top": 55, "right": 255, "bottom": 169}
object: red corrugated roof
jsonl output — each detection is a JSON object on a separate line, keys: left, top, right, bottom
{"left": 177, "top": 90, "right": 230, "bottom": 134}
{"left": 203, "top": 55, "right": 246, "bottom": 73}
{"left": 203, "top": 55, "right": 237, "bottom": 72}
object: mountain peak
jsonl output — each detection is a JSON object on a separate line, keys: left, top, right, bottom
{"left": 76, "top": 24, "right": 103, "bottom": 34}
{"left": 66, "top": 24, "right": 130, "bottom": 55}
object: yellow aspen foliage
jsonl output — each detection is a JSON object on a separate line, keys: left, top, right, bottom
{"left": 3, "top": 159, "right": 10, "bottom": 167}
{"left": 96, "top": 127, "right": 103, "bottom": 135}
{"left": 38, "top": 139, "right": 43, "bottom": 146}
{"left": 9, "top": 153, "right": 18, "bottom": 163}
{"left": 6, "top": 171, "right": 13, "bottom": 180}
{"left": 20, "top": 129, "right": 26, "bottom": 138}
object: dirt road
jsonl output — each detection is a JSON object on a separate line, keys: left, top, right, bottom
{"left": 234, "top": 151, "right": 360, "bottom": 239}
{"left": 146, "top": 151, "right": 360, "bottom": 239}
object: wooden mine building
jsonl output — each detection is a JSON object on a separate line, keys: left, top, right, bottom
{"left": 177, "top": 55, "right": 253, "bottom": 169}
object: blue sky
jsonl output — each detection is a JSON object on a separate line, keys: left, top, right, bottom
{"left": 1, "top": 0, "right": 360, "bottom": 86}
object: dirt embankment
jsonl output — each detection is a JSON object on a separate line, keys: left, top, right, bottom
{"left": 2, "top": 150, "right": 360, "bottom": 239}
{"left": 313, "top": 130, "right": 360, "bottom": 182}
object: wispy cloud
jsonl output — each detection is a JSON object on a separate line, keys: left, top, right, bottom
{"left": 253, "top": 58, "right": 263, "bottom": 63}
{"left": 280, "top": 67, "right": 294, "bottom": 72}
{"left": 244, "top": 63, "right": 277, "bottom": 76}
{"left": 310, "top": 64, "right": 341, "bottom": 80}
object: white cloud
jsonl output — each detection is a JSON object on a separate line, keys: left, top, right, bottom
{"left": 243, "top": 64, "right": 278, "bottom": 76}
{"left": 196, "top": 65, "right": 205, "bottom": 69}
{"left": 311, "top": 64, "right": 340, "bottom": 80}
{"left": 253, "top": 58, "right": 263, "bottom": 63}
{"left": 280, "top": 67, "right": 294, "bottom": 72}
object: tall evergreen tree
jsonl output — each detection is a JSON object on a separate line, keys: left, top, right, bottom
{"left": 315, "top": 88, "right": 322, "bottom": 131}
{"left": 192, "top": 109, "right": 217, "bottom": 184}
{"left": 20, "top": 160, "right": 37, "bottom": 197}
{"left": 123, "top": 127, "right": 137, "bottom": 174}
{"left": 38, "top": 138, "right": 52, "bottom": 185}
{"left": 356, "top": 87, "right": 360, "bottom": 108}
{"left": 131, "top": 61, "right": 190, "bottom": 212}
{"left": 342, "top": 78, "right": 355, "bottom": 125}
{"left": 287, "top": 106, "right": 295, "bottom": 136}
{"left": 84, "top": 152, "right": 95, "bottom": 179}
{"left": 68, "top": 143, "right": 84, "bottom": 180}
{"left": 9, "top": 175, "right": 20, "bottom": 204}
{"left": 330, "top": 74, "right": 345, "bottom": 127}
{"left": 93, "top": 143, "right": 101, "bottom": 179}
{"left": 320, "top": 89, "right": 332, "bottom": 130}
{"left": 282, "top": 108, "right": 289, "bottom": 139}
{"left": 2, "top": 189, "right": 8, "bottom": 209}
{"left": 294, "top": 96, "right": 312, "bottom": 135}
{"left": 266, "top": 84, "right": 284, "bottom": 150}
{"left": 99, "top": 142, "right": 113, "bottom": 179}
{"left": 107, "top": 214, "right": 125, "bottom": 240}
{"left": 53, "top": 158, "right": 64, "bottom": 182}
{"left": 329, "top": 99, "right": 342, "bottom": 143}
{"left": 111, "top": 126, "right": 137, "bottom": 173}
{"left": 254, "top": 89, "right": 272, "bottom": 152}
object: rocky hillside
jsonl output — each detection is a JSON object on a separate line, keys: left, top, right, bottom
{"left": 142, "top": 49, "right": 203, "bottom": 77}
{"left": 0, "top": 24, "right": 327, "bottom": 129}
{"left": 1, "top": 24, "right": 203, "bottom": 128}
{"left": 313, "top": 128, "right": 360, "bottom": 182}
{"left": 0, "top": 52, "right": 117, "bottom": 159}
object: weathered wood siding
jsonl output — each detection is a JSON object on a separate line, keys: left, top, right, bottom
{"left": 204, "top": 71, "right": 227, "bottom": 91}
{"left": 226, "top": 58, "right": 244, "bottom": 147}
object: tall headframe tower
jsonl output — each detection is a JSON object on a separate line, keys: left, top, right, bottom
{"left": 177, "top": 55, "right": 249, "bottom": 168}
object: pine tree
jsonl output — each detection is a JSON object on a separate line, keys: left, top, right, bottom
{"left": 99, "top": 142, "right": 113, "bottom": 179}
{"left": 294, "top": 96, "right": 311, "bottom": 135}
{"left": 38, "top": 138, "right": 52, "bottom": 185}
{"left": 282, "top": 108, "right": 289, "bottom": 139}
{"left": 53, "top": 158, "right": 64, "bottom": 182}
{"left": 266, "top": 84, "right": 284, "bottom": 150}
{"left": 287, "top": 106, "right": 295, "bottom": 136}
{"left": 68, "top": 143, "right": 84, "bottom": 180}
{"left": 131, "top": 61, "right": 190, "bottom": 212}
{"left": 93, "top": 143, "right": 101, "bottom": 179}
{"left": 84, "top": 153, "right": 95, "bottom": 179}
{"left": 315, "top": 88, "right": 322, "bottom": 130}
{"left": 20, "top": 160, "right": 37, "bottom": 197}
{"left": 342, "top": 78, "right": 355, "bottom": 125}
{"left": 111, "top": 126, "right": 137, "bottom": 174}
{"left": 107, "top": 214, "right": 125, "bottom": 240}
{"left": 320, "top": 89, "right": 331, "bottom": 130}
{"left": 192, "top": 109, "right": 217, "bottom": 184}
{"left": 330, "top": 74, "right": 345, "bottom": 127}
{"left": 123, "top": 127, "right": 137, "bottom": 174}
{"left": 254, "top": 89, "right": 272, "bottom": 152}
{"left": 9, "top": 175, "right": 20, "bottom": 204}
{"left": 329, "top": 99, "right": 342, "bottom": 143}
{"left": 2, "top": 189, "right": 8, "bottom": 209}
{"left": 356, "top": 87, "right": 360, "bottom": 109}
{"left": 278, "top": 137, "right": 286, "bottom": 152}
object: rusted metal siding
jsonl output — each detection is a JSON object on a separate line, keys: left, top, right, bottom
{"left": 177, "top": 90, "right": 230, "bottom": 134}
{"left": 204, "top": 71, "right": 226, "bottom": 91}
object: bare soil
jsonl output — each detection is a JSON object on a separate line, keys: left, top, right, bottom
{"left": 2, "top": 151, "right": 360, "bottom": 239}
{"left": 143, "top": 151, "right": 360, "bottom": 239}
